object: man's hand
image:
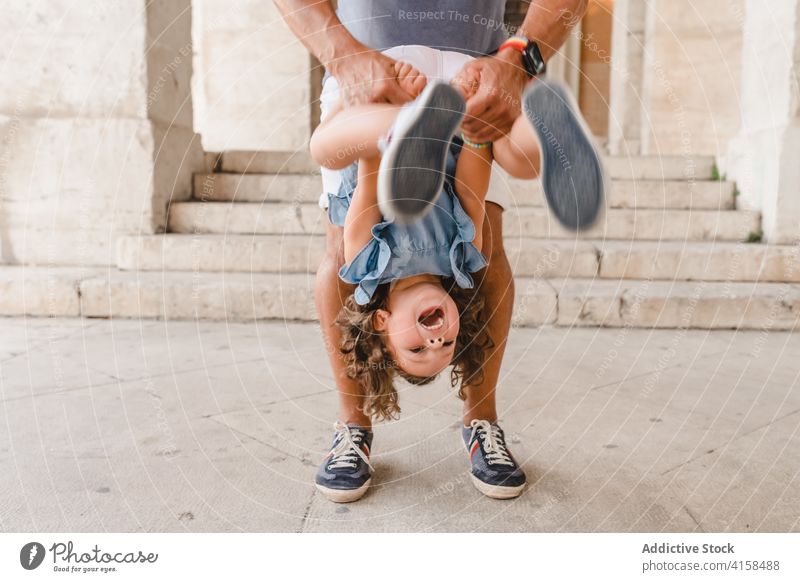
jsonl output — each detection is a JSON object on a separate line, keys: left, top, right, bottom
{"left": 460, "top": 49, "right": 529, "bottom": 143}
{"left": 329, "top": 50, "right": 416, "bottom": 106}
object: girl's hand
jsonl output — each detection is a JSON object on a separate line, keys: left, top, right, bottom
{"left": 330, "top": 50, "right": 417, "bottom": 106}
{"left": 394, "top": 61, "right": 428, "bottom": 99}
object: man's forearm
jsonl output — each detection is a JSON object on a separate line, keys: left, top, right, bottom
{"left": 517, "top": 0, "right": 588, "bottom": 60}
{"left": 272, "top": 0, "right": 363, "bottom": 72}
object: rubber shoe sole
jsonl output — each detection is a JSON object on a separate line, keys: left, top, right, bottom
{"left": 523, "top": 79, "right": 606, "bottom": 231}
{"left": 315, "top": 478, "right": 372, "bottom": 503}
{"left": 469, "top": 473, "right": 525, "bottom": 499}
{"left": 378, "top": 82, "right": 466, "bottom": 223}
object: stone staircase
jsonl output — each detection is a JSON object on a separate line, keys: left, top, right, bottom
{"left": 3, "top": 151, "right": 800, "bottom": 329}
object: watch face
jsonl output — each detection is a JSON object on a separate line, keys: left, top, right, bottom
{"left": 525, "top": 42, "right": 546, "bottom": 76}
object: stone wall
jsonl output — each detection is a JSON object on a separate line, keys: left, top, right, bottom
{"left": 726, "top": 0, "right": 800, "bottom": 243}
{"left": 640, "top": 0, "right": 745, "bottom": 156}
{"left": 0, "top": 1, "right": 204, "bottom": 266}
{"left": 192, "top": 0, "right": 318, "bottom": 153}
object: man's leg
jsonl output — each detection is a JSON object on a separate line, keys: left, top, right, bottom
{"left": 462, "top": 201, "right": 514, "bottom": 425}
{"left": 315, "top": 220, "right": 372, "bottom": 430}
{"left": 459, "top": 202, "right": 527, "bottom": 499}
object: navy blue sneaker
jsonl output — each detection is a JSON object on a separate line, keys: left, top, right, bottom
{"left": 463, "top": 419, "right": 526, "bottom": 499}
{"left": 315, "top": 422, "right": 373, "bottom": 503}
{"left": 523, "top": 78, "right": 606, "bottom": 231}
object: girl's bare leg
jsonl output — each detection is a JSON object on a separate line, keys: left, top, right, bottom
{"left": 491, "top": 116, "right": 542, "bottom": 179}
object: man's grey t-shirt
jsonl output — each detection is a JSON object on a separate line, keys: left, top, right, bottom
{"left": 337, "top": 1, "right": 509, "bottom": 56}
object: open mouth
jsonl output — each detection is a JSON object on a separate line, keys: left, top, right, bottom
{"left": 418, "top": 306, "right": 445, "bottom": 330}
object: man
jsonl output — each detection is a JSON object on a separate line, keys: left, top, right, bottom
{"left": 275, "top": 0, "right": 600, "bottom": 501}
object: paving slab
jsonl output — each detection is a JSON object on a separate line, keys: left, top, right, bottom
{"left": 1, "top": 319, "right": 797, "bottom": 532}
{"left": 667, "top": 411, "right": 800, "bottom": 532}
{"left": 0, "top": 364, "right": 314, "bottom": 532}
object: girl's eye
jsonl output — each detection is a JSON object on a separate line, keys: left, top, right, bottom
{"left": 443, "top": 341, "right": 455, "bottom": 347}
{"left": 410, "top": 347, "right": 425, "bottom": 354}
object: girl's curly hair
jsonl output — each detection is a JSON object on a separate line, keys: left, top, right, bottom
{"left": 336, "top": 278, "right": 493, "bottom": 421}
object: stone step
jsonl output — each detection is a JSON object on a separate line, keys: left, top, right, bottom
{"left": 4, "top": 267, "right": 794, "bottom": 330}
{"left": 116, "top": 235, "right": 600, "bottom": 278}
{"left": 167, "top": 202, "right": 761, "bottom": 242}
{"left": 193, "top": 172, "right": 736, "bottom": 209}
{"left": 0, "top": 266, "right": 99, "bottom": 316}
{"left": 553, "top": 279, "right": 800, "bottom": 330}
{"left": 217, "top": 150, "right": 717, "bottom": 181}
{"left": 116, "top": 235, "right": 800, "bottom": 284}
{"left": 599, "top": 241, "right": 800, "bottom": 282}
{"left": 78, "top": 270, "right": 556, "bottom": 326}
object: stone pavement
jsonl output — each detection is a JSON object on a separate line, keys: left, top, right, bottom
{"left": 1, "top": 317, "right": 798, "bottom": 533}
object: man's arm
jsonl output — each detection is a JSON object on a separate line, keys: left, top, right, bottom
{"left": 272, "top": 0, "right": 414, "bottom": 105}
{"left": 461, "top": 0, "right": 588, "bottom": 142}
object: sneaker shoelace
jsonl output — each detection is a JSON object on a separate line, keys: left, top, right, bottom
{"left": 470, "top": 419, "right": 515, "bottom": 467}
{"left": 327, "top": 421, "right": 372, "bottom": 471}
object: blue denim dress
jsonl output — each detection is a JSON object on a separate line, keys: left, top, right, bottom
{"left": 327, "top": 142, "right": 487, "bottom": 306}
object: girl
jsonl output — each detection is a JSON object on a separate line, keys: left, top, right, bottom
{"left": 310, "top": 71, "right": 496, "bottom": 418}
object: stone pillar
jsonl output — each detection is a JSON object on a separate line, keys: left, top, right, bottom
{"left": 0, "top": 1, "right": 204, "bottom": 267}
{"left": 607, "top": 0, "right": 647, "bottom": 154}
{"left": 193, "top": 0, "right": 318, "bottom": 153}
{"left": 725, "top": 0, "right": 800, "bottom": 243}
{"left": 636, "top": 0, "right": 745, "bottom": 157}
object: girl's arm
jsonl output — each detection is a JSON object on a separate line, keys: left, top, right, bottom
{"left": 343, "top": 157, "right": 382, "bottom": 263}
{"left": 454, "top": 145, "right": 493, "bottom": 252}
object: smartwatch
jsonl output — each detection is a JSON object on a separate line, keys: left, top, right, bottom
{"left": 497, "top": 35, "right": 547, "bottom": 77}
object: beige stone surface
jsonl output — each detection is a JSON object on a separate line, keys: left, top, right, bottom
{"left": 194, "top": 171, "right": 734, "bottom": 210}
{"left": 117, "top": 234, "right": 600, "bottom": 278}
{"left": 603, "top": 155, "right": 715, "bottom": 181}
{"left": 167, "top": 201, "right": 760, "bottom": 242}
{"left": 599, "top": 241, "right": 800, "bottom": 282}
{"left": 79, "top": 270, "right": 317, "bottom": 321}
{"left": 116, "top": 234, "right": 325, "bottom": 273}
{"left": 553, "top": 278, "right": 800, "bottom": 330}
{"left": 506, "top": 207, "right": 760, "bottom": 241}
{"left": 219, "top": 150, "right": 320, "bottom": 174}
{"left": 621, "top": 280, "right": 800, "bottom": 330}
{"left": 0, "top": 266, "right": 93, "bottom": 316}
{"left": 0, "top": 1, "right": 204, "bottom": 267}
{"left": 641, "top": 0, "right": 745, "bottom": 156}
{"left": 554, "top": 278, "right": 627, "bottom": 327}
{"left": 2, "top": 319, "right": 797, "bottom": 531}
{"left": 193, "top": 0, "right": 315, "bottom": 152}
{"left": 193, "top": 173, "right": 323, "bottom": 203}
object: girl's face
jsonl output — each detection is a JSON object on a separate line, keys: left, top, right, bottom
{"left": 374, "top": 276, "right": 460, "bottom": 378}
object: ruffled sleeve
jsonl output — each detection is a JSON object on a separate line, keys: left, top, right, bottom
{"left": 448, "top": 189, "right": 488, "bottom": 289}
{"left": 338, "top": 221, "right": 394, "bottom": 305}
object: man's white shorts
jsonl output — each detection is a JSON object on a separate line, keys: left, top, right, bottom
{"left": 317, "top": 44, "right": 509, "bottom": 213}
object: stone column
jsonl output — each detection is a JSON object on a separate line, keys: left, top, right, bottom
{"left": 193, "top": 0, "right": 318, "bottom": 153}
{"left": 726, "top": 0, "right": 800, "bottom": 244}
{"left": 607, "top": 0, "right": 648, "bottom": 154}
{"left": 637, "top": 0, "right": 745, "bottom": 157}
{"left": 0, "top": 1, "right": 204, "bottom": 267}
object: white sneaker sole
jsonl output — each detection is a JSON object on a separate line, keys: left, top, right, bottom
{"left": 315, "top": 478, "right": 372, "bottom": 503}
{"left": 469, "top": 473, "right": 526, "bottom": 499}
